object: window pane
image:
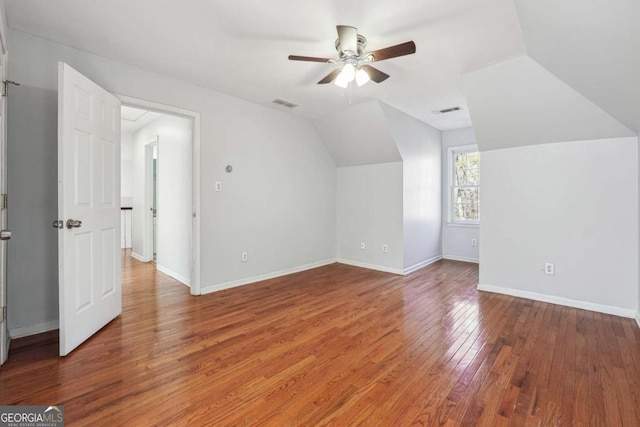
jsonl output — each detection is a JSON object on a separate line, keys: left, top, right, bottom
{"left": 455, "top": 165, "right": 467, "bottom": 185}
{"left": 455, "top": 153, "right": 467, "bottom": 169}
{"left": 467, "top": 169, "right": 479, "bottom": 185}
{"left": 451, "top": 149, "right": 480, "bottom": 222}
{"left": 466, "top": 152, "right": 479, "bottom": 169}
{"left": 453, "top": 186, "right": 479, "bottom": 221}
{"left": 453, "top": 187, "right": 479, "bottom": 203}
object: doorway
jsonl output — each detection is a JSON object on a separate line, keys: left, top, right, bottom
{"left": 120, "top": 101, "right": 199, "bottom": 290}
{"left": 145, "top": 139, "right": 158, "bottom": 262}
{"left": 152, "top": 144, "right": 158, "bottom": 261}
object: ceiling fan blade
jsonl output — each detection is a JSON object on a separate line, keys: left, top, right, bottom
{"left": 288, "top": 55, "right": 334, "bottom": 63}
{"left": 336, "top": 25, "right": 358, "bottom": 54}
{"left": 361, "top": 65, "right": 390, "bottom": 83}
{"left": 368, "top": 41, "right": 416, "bottom": 62}
{"left": 317, "top": 69, "right": 342, "bottom": 84}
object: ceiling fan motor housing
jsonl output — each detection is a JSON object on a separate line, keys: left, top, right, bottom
{"left": 335, "top": 34, "right": 368, "bottom": 59}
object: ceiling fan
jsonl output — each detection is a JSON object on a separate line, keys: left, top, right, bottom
{"left": 288, "top": 25, "right": 416, "bottom": 88}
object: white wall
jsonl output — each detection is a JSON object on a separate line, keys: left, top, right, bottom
{"left": 6, "top": 29, "right": 337, "bottom": 330}
{"left": 441, "top": 128, "right": 480, "bottom": 262}
{"left": 479, "top": 137, "right": 639, "bottom": 314}
{"left": 380, "top": 104, "right": 442, "bottom": 271}
{"left": 120, "top": 131, "right": 133, "bottom": 206}
{"left": 130, "top": 114, "right": 192, "bottom": 285}
{"left": 337, "top": 162, "right": 404, "bottom": 274}
{"left": 311, "top": 101, "right": 401, "bottom": 167}
{"left": 6, "top": 85, "right": 58, "bottom": 332}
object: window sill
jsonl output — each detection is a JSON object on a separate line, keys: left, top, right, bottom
{"left": 447, "top": 222, "right": 480, "bottom": 229}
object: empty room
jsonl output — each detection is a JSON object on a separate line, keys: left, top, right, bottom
{"left": 0, "top": 0, "right": 639, "bottom": 426}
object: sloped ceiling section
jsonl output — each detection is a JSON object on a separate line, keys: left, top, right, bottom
{"left": 461, "top": 56, "right": 634, "bottom": 151}
{"left": 311, "top": 101, "right": 401, "bottom": 167}
{"left": 4, "top": 0, "right": 526, "bottom": 130}
{"left": 379, "top": 102, "right": 441, "bottom": 160}
{"left": 513, "top": 0, "right": 640, "bottom": 134}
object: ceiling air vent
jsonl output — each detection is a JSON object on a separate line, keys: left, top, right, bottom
{"left": 272, "top": 98, "right": 298, "bottom": 108}
{"left": 432, "top": 106, "right": 462, "bottom": 115}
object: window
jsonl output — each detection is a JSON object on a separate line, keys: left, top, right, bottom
{"left": 448, "top": 145, "right": 479, "bottom": 224}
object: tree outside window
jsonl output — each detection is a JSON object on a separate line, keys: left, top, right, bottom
{"left": 450, "top": 147, "right": 479, "bottom": 224}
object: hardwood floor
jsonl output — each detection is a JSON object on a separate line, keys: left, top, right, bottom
{"left": 1, "top": 253, "right": 640, "bottom": 426}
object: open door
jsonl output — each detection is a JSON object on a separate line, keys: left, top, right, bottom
{"left": 57, "top": 63, "right": 121, "bottom": 356}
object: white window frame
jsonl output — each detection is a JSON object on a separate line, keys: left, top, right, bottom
{"left": 447, "top": 144, "right": 480, "bottom": 226}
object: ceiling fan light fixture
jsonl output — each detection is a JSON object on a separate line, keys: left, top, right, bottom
{"left": 334, "top": 74, "right": 349, "bottom": 88}
{"left": 355, "top": 68, "right": 370, "bottom": 87}
{"left": 341, "top": 63, "right": 356, "bottom": 81}
{"left": 334, "top": 63, "right": 355, "bottom": 88}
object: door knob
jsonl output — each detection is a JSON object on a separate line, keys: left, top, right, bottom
{"left": 52, "top": 220, "right": 63, "bottom": 229}
{"left": 66, "top": 219, "right": 82, "bottom": 229}
{"left": 0, "top": 230, "right": 10, "bottom": 240}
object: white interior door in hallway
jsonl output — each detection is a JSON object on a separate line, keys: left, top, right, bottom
{"left": 57, "top": 62, "right": 121, "bottom": 356}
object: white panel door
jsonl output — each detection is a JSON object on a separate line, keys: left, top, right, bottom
{"left": 58, "top": 63, "right": 121, "bottom": 356}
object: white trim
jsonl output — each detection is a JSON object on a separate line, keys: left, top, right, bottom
{"left": 403, "top": 255, "right": 443, "bottom": 275}
{"left": 477, "top": 284, "right": 637, "bottom": 318}
{"left": 157, "top": 264, "right": 190, "bottom": 287}
{"left": 337, "top": 258, "right": 404, "bottom": 275}
{"left": 116, "top": 94, "right": 201, "bottom": 296}
{"left": 447, "top": 144, "right": 480, "bottom": 225}
{"left": 201, "top": 259, "right": 337, "bottom": 295}
{"left": 130, "top": 252, "right": 147, "bottom": 262}
{"left": 445, "top": 223, "right": 480, "bottom": 229}
{"left": 9, "top": 320, "right": 59, "bottom": 339}
{"left": 144, "top": 138, "right": 158, "bottom": 263}
{"left": 443, "top": 255, "right": 479, "bottom": 264}
{"left": 0, "top": 2, "right": 8, "bottom": 54}
{"left": 635, "top": 312, "right": 640, "bottom": 330}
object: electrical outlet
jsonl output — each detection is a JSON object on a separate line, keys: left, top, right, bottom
{"left": 544, "top": 262, "right": 554, "bottom": 275}
{"left": 471, "top": 238, "right": 477, "bottom": 247}
{"left": 382, "top": 244, "right": 388, "bottom": 253}
{"left": 215, "top": 181, "right": 222, "bottom": 192}
{"left": 360, "top": 242, "right": 365, "bottom": 250}
{"left": 241, "top": 252, "right": 248, "bottom": 262}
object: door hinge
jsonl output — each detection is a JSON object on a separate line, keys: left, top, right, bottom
{"left": 0, "top": 307, "right": 5, "bottom": 322}
{"left": 2, "top": 80, "right": 19, "bottom": 97}
{"left": 0, "top": 194, "right": 6, "bottom": 210}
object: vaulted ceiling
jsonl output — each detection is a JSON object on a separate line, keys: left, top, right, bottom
{"left": 4, "top": 0, "right": 525, "bottom": 130}
{"left": 4, "top": 0, "right": 638, "bottom": 147}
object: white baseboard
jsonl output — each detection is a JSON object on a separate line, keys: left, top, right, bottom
{"left": 157, "top": 264, "right": 191, "bottom": 287}
{"left": 636, "top": 312, "right": 640, "bottom": 329}
{"left": 9, "top": 320, "right": 59, "bottom": 339}
{"left": 131, "top": 252, "right": 147, "bottom": 262}
{"left": 404, "top": 255, "right": 443, "bottom": 275}
{"left": 337, "top": 258, "right": 404, "bottom": 275}
{"left": 477, "top": 284, "right": 637, "bottom": 319}
{"left": 201, "top": 259, "right": 337, "bottom": 295}
{"left": 442, "top": 255, "right": 479, "bottom": 264}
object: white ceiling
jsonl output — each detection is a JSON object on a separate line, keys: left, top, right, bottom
{"left": 513, "top": 0, "right": 640, "bottom": 134}
{"left": 4, "top": 0, "right": 525, "bottom": 130}
{"left": 462, "top": 56, "right": 634, "bottom": 151}
{"left": 121, "top": 105, "right": 160, "bottom": 133}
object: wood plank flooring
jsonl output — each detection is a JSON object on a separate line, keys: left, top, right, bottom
{"left": 1, "top": 252, "right": 640, "bottom": 426}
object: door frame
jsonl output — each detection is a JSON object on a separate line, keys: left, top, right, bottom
{"left": 0, "top": 56, "right": 7, "bottom": 366}
{"left": 143, "top": 137, "right": 158, "bottom": 263}
{"left": 117, "top": 95, "right": 201, "bottom": 296}
{"left": 0, "top": 8, "right": 9, "bottom": 365}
